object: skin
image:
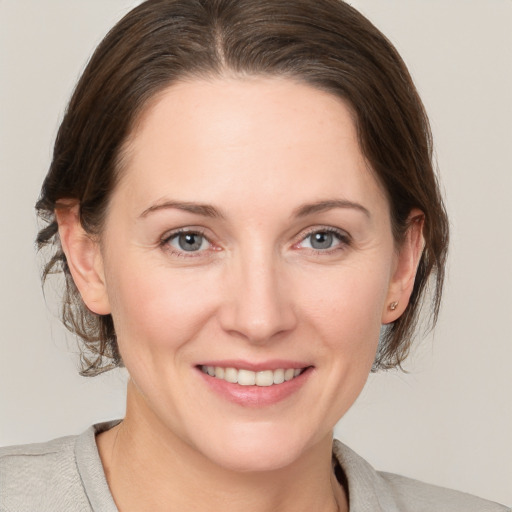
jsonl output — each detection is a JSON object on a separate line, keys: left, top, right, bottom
{"left": 57, "top": 77, "right": 424, "bottom": 512}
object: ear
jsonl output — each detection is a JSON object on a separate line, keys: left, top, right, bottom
{"left": 381, "top": 209, "right": 425, "bottom": 324}
{"left": 55, "top": 201, "right": 111, "bottom": 315}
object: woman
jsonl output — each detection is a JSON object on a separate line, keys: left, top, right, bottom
{"left": 0, "top": 1, "right": 509, "bottom": 511}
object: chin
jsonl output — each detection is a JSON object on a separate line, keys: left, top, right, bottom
{"left": 193, "top": 423, "right": 319, "bottom": 473}
{"left": 205, "top": 444, "right": 303, "bottom": 474}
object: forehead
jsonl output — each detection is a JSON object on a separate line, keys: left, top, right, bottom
{"left": 116, "top": 77, "right": 388, "bottom": 216}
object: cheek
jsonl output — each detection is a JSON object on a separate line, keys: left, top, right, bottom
{"left": 278, "top": 260, "right": 391, "bottom": 431}
{"left": 294, "top": 257, "right": 391, "bottom": 396}
{"left": 106, "top": 261, "right": 221, "bottom": 358}
{"left": 298, "top": 260, "right": 391, "bottom": 340}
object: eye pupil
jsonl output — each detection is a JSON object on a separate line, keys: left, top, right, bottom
{"left": 310, "top": 232, "right": 333, "bottom": 250}
{"left": 178, "top": 233, "right": 203, "bottom": 251}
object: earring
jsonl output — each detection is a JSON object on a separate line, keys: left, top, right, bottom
{"left": 389, "top": 301, "right": 399, "bottom": 311}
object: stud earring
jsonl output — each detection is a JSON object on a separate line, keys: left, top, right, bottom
{"left": 389, "top": 301, "right": 399, "bottom": 311}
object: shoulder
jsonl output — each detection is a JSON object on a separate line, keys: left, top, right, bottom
{"left": 0, "top": 433, "right": 92, "bottom": 512}
{"left": 378, "top": 471, "right": 509, "bottom": 512}
{"left": 332, "top": 439, "right": 510, "bottom": 512}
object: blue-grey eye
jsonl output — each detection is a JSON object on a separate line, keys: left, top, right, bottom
{"left": 170, "top": 232, "right": 208, "bottom": 252}
{"left": 310, "top": 231, "right": 334, "bottom": 250}
{"left": 300, "top": 230, "right": 344, "bottom": 251}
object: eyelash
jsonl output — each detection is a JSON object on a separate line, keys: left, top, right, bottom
{"left": 160, "top": 228, "right": 215, "bottom": 258}
{"left": 159, "top": 226, "right": 351, "bottom": 258}
{"left": 294, "top": 226, "right": 351, "bottom": 255}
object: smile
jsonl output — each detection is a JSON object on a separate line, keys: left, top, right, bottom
{"left": 200, "top": 365, "right": 305, "bottom": 386}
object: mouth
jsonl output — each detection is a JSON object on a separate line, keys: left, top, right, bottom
{"left": 196, "top": 362, "right": 313, "bottom": 407}
{"left": 199, "top": 365, "right": 307, "bottom": 386}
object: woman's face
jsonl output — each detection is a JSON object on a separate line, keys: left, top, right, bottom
{"left": 95, "top": 77, "right": 404, "bottom": 471}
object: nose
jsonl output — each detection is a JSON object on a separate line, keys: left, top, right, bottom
{"left": 218, "top": 246, "right": 298, "bottom": 344}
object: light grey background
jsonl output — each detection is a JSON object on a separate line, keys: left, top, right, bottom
{"left": 1, "top": 0, "right": 511, "bottom": 506}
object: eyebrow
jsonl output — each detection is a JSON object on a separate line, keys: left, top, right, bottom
{"left": 139, "top": 198, "right": 370, "bottom": 220}
{"left": 139, "top": 200, "right": 225, "bottom": 219}
{"left": 293, "top": 199, "right": 371, "bottom": 218}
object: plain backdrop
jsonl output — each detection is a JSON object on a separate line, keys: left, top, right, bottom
{"left": 0, "top": 0, "right": 511, "bottom": 506}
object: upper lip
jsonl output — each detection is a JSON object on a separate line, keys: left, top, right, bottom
{"left": 196, "top": 359, "right": 312, "bottom": 372}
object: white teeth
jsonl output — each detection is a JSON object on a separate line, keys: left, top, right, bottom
{"left": 273, "top": 368, "right": 285, "bottom": 384}
{"left": 255, "top": 370, "right": 274, "bottom": 387}
{"left": 284, "top": 368, "right": 295, "bottom": 381}
{"left": 238, "top": 369, "right": 256, "bottom": 386}
{"left": 201, "top": 365, "right": 305, "bottom": 386}
{"left": 224, "top": 367, "right": 238, "bottom": 383}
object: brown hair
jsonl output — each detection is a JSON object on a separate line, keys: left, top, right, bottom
{"left": 36, "top": 0, "right": 449, "bottom": 376}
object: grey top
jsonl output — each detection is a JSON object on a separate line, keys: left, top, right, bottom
{"left": 0, "top": 421, "right": 509, "bottom": 512}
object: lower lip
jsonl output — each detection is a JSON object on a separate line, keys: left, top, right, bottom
{"left": 196, "top": 367, "right": 313, "bottom": 407}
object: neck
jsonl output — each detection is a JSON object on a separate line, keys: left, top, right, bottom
{"left": 97, "top": 380, "right": 347, "bottom": 512}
